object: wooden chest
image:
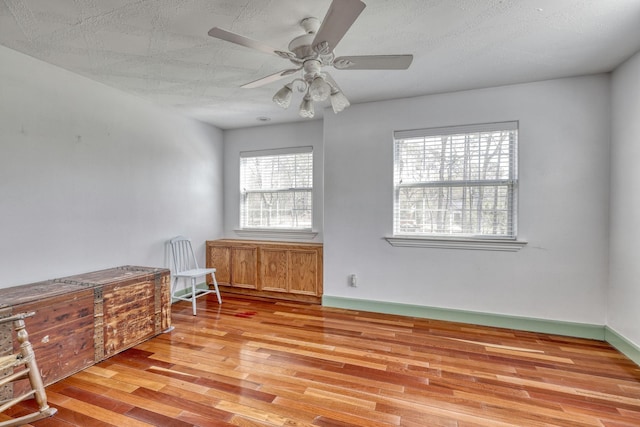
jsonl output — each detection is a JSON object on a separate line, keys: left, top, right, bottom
{"left": 0, "top": 280, "right": 95, "bottom": 397}
{"left": 0, "top": 265, "right": 170, "bottom": 397}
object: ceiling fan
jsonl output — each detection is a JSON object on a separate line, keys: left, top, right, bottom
{"left": 207, "top": 0, "right": 413, "bottom": 118}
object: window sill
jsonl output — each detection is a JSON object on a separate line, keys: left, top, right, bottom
{"left": 385, "top": 236, "right": 527, "bottom": 252}
{"left": 234, "top": 228, "right": 318, "bottom": 240}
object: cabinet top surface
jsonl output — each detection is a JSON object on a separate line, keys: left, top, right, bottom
{"left": 207, "top": 239, "right": 323, "bottom": 247}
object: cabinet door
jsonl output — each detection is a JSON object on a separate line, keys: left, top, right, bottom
{"left": 289, "top": 250, "right": 319, "bottom": 296}
{"left": 260, "top": 248, "right": 288, "bottom": 292}
{"left": 231, "top": 247, "right": 258, "bottom": 289}
{"left": 208, "top": 246, "right": 231, "bottom": 284}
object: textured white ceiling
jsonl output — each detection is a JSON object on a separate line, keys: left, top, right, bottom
{"left": 1, "top": 0, "right": 640, "bottom": 129}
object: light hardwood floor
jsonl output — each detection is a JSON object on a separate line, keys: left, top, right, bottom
{"left": 4, "top": 294, "right": 640, "bottom": 427}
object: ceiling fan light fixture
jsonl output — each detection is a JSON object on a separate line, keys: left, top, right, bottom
{"left": 330, "top": 89, "right": 350, "bottom": 114}
{"left": 208, "top": 0, "right": 414, "bottom": 121}
{"left": 299, "top": 95, "right": 315, "bottom": 118}
{"left": 309, "top": 76, "right": 331, "bottom": 101}
{"left": 272, "top": 83, "right": 293, "bottom": 108}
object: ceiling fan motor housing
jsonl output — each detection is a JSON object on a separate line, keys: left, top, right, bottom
{"left": 288, "top": 33, "right": 315, "bottom": 61}
{"left": 302, "top": 60, "right": 323, "bottom": 81}
{"left": 288, "top": 16, "right": 333, "bottom": 67}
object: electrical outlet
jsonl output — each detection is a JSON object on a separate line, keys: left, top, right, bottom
{"left": 349, "top": 274, "right": 358, "bottom": 287}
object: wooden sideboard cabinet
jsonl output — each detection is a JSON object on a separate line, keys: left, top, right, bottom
{"left": 206, "top": 239, "right": 323, "bottom": 303}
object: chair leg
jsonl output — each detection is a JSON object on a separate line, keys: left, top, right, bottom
{"left": 191, "top": 277, "right": 197, "bottom": 316}
{"left": 211, "top": 272, "right": 222, "bottom": 304}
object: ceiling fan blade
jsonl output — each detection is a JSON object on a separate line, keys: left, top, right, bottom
{"left": 333, "top": 54, "right": 413, "bottom": 70}
{"left": 208, "top": 27, "right": 283, "bottom": 57}
{"left": 241, "top": 68, "right": 300, "bottom": 89}
{"left": 312, "top": 0, "right": 366, "bottom": 54}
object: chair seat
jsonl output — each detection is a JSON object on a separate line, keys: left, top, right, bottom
{"left": 173, "top": 267, "right": 216, "bottom": 278}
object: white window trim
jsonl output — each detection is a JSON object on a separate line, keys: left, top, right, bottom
{"left": 385, "top": 236, "right": 527, "bottom": 251}
{"left": 239, "top": 146, "right": 313, "bottom": 232}
{"left": 392, "top": 121, "right": 520, "bottom": 245}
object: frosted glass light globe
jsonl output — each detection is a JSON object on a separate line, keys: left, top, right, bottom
{"left": 330, "top": 90, "right": 350, "bottom": 113}
{"left": 272, "top": 84, "right": 293, "bottom": 108}
{"left": 299, "top": 96, "right": 315, "bottom": 118}
{"left": 309, "top": 76, "right": 331, "bottom": 102}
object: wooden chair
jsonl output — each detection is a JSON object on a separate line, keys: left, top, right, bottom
{"left": 0, "top": 312, "right": 56, "bottom": 427}
{"left": 169, "top": 236, "right": 222, "bottom": 316}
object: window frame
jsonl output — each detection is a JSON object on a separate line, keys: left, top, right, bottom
{"left": 238, "top": 146, "right": 315, "bottom": 237}
{"left": 387, "top": 121, "right": 526, "bottom": 251}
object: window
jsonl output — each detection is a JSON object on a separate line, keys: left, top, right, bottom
{"left": 393, "top": 122, "right": 518, "bottom": 240}
{"left": 240, "top": 147, "right": 313, "bottom": 230}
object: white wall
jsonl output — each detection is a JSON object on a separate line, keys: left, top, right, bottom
{"left": 223, "top": 120, "right": 324, "bottom": 242}
{"left": 609, "top": 51, "right": 640, "bottom": 346}
{"left": 323, "top": 75, "right": 611, "bottom": 324}
{"left": 0, "top": 45, "right": 224, "bottom": 288}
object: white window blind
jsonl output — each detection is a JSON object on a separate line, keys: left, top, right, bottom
{"left": 393, "top": 122, "right": 518, "bottom": 239}
{"left": 240, "top": 147, "right": 313, "bottom": 230}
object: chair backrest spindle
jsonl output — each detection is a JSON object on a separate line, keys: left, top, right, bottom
{"left": 169, "top": 236, "right": 200, "bottom": 273}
